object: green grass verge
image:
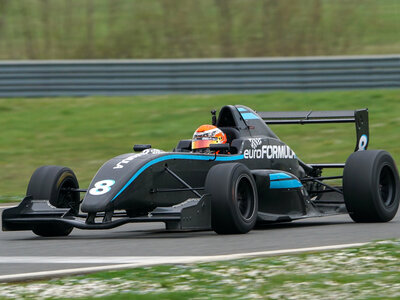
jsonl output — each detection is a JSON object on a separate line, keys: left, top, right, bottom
{"left": 1, "top": 89, "right": 400, "bottom": 202}
{"left": 1, "top": 240, "right": 400, "bottom": 299}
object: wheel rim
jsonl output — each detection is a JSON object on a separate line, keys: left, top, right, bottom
{"left": 379, "top": 165, "right": 396, "bottom": 207}
{"left": 235, "top": 175, "right": 255, "bottom": 221}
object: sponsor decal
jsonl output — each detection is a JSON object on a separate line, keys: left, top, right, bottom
{"left": 244, "top": 144, "right": 296, "bottom": 160}
{"left": 249, "top": 138, "right": 262, "bottom": 149}
{"left": 358, "top": 134, "right": 368, "bottom": 151}
{"left": 113, "top": 149, "right": 164, "bottom": 169}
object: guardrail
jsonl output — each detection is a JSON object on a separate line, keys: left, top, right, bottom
{"left": 0, "top": 55, "right": 399, "bottom": 97}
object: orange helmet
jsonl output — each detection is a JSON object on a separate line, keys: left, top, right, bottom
{"left": 192, "top": 125, "right": 227, "bottom": 152}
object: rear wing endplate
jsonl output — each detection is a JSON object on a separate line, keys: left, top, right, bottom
{"left": 257, "top": 109, "right": 369, "bottom": 152}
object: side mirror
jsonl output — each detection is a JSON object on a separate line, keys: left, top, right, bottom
{"left": 133, "top": 144, "right": 151, "bottom": 152}
{"left": 175, "top": 140, "right": 192, "bottom": 152}
{"left": 210, "top": 144, "right": 230, "bottom": 153}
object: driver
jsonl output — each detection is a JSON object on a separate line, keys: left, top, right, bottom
{"left": 192, "top": 125, "right": 227, "bottom": 153}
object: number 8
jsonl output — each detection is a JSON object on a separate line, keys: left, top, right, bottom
{"left": 89, "top": 179, "right": 115, "bottom": 196}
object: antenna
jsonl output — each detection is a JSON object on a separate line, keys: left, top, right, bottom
{"left": 211, "top": 110, "right": 217, "bottom": 125}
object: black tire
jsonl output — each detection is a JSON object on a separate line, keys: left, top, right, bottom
{"left": 205, "top": 163, "right": 258, "bottom": 234}
{"left": 343, "top": 150, "right": 400, "bottom": 222}
{"left": 27, "top": 166, "right": 80, "bottom": 237}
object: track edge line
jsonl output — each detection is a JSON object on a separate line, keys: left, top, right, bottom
{"left": 0, "top": 242, "right": 368, "bottom": 283}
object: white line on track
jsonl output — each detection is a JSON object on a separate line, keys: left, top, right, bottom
{"left": 0, "top": 242, "right": 366, "bottom": 282}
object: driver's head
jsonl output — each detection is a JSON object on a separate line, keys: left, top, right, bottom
{"left": 192, "top": 125, "right": 227, "bottom": 153}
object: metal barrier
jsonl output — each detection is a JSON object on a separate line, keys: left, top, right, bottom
{"left": 0, "top": 55, "right": 399, "bottom": 97}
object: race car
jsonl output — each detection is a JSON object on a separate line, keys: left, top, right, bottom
{"left": 2, "top": 105, "right": 399, "bottom": 236}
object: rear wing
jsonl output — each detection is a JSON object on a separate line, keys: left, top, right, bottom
{"left": 257, "top": 109, "right": 369, "bottom": 152}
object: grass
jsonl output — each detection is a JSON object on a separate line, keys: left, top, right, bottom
{"left": 0, "top": 0, "right": 399, "bottom": 59}
{"left": 0, "top": 90, "right": 400, "bottom": 202}
{"left": 1, "top": 239, "right": 400, "bottom": 299}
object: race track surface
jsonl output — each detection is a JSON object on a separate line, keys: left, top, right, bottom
{"left": 1, "top": 206, "right": 399, "bottom": 277}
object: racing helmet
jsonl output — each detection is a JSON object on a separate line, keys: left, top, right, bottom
{"left": 192, "top": 125, "right": 227, "bottom": 153}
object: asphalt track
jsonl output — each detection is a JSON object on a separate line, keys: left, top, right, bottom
{"left": 1, "top": 206, "right": 399, "bottom": 278}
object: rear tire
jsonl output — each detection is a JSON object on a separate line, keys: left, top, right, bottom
{"left": 343, "top": 150, "right": 400, "bottom": 222}
{"left": 27, "top": 166, "right": 80, "bottom": 237}
{"left": 205, "top": 163, "right": 258, "bottom": 234}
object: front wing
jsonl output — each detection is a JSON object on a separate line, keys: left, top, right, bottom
{"left": 2, "top": 195, "right": 212, "bottom": 232}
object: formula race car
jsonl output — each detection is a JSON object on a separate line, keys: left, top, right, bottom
{"left": 3, "top": 105, "right": 400, "bottom": 236}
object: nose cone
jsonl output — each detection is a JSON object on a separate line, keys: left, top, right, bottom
{"left": 81, "top": 158, "right": 129, "bottom": 212}
{"left": 81, "top": 151, "right": 161, "bottom": 213}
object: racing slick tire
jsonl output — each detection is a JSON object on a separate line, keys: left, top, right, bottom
{"left": 343, "top": 150, "right": 400, "bottom": 222}
{"left": 27, "top": 166, "right": 80, "bottom": 237}
{"left": 205, "top": 163, "right": 258, "bottom": 234}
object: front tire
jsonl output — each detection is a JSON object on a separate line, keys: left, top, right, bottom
{"left": 343, "top": 150, "right": 400, "bottom": 222}
{"left": 205, "top": 163, "right": 258, "bottom": 234}
{"left": 27, "top": 166, "right": 80, "bottom": 237}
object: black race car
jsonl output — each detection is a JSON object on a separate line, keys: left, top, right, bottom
{"left": 3, "top": 105, "right": 399, "bottom": 236}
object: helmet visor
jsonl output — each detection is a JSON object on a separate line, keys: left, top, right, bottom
{"left": 192, "top": 139, "right": 218, "bottom": 150}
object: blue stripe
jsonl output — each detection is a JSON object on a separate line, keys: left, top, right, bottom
{"left": 241, "top": 112, "right": 259, "bottom": 120}
{"left": 237, "top": 107, "right": 248, "bottom": 112}
{"left": 111, "top": 154, "right": 244, "bottom": 201}
{"left": 270, "top": 179, "right": 302, "bottom": 189}
{"left": 269, "top": 173, "right": 292, "bottom": 180}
